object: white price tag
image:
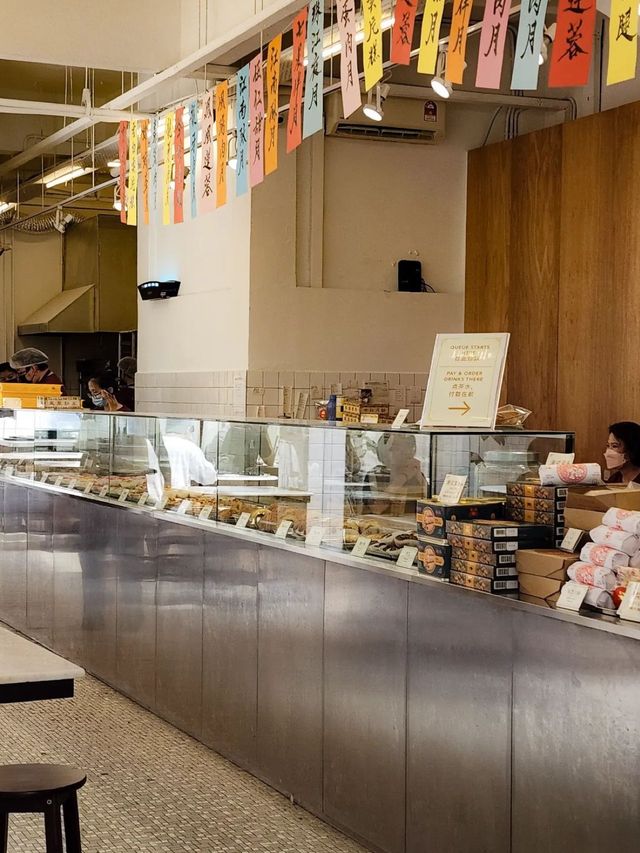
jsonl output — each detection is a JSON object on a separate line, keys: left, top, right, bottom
{"left": 68, "top": 479, "right": 77, "bottom": 491}
{"left": 360, "top": 413, "right": 379, "bottom": 425}
{"left": 306, "top": 525, "right": 324, "bottom": 547}
{"left": 438, "top": 474, "right": 468, "bottom": 505}
{"left": 137, "top": 492, "right": 149, "bottom": 507}
{"left": 118, "top": 489, "right": 130, "bottom": 503}
{"left": 54, "top": 476, "right": 64, "bottom": 487}
{"left": 276, "top": 520, "right": 293, "bottom": 539}
{"left": 556, "top": 581, "right": 589, "bottom": 612}
{"left": 40, "top": 472, "right": 49, "bottom": 483}
{"left": 84, "top": 482, "right": 94, "bottom": 495}
{"left": 617, "top": 581, "right": 640, "bottom": 623}
{"left": 352, "top": 536, "right": 371, "bottom": 557}
{"left": 99, "top": 485, "right": 109, "bottom": 498}
{"left": 391, "top": 408, "right": 410, "bottom": 429}
{"left": 155, "top": 496, "right": 168, "bottom": 511}
{"left": 236, "top": 512, "right": 251, "bottom": 528}
{"left": 546, "top": 452, "right": 576, "bottom": 465}
{"left": 396, "top": 546, "right": 418, "bottom": 569}
{"left": 199, "top": 506, "right": 213, "bottom": 520}
{"left": 560, "top": 528, "right": 584, "bottom": 553}
{"left": 177, "top": 499, "right": 192, "bottom": 515}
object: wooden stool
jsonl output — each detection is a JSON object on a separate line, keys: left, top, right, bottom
{"left": 0, "top": 765, "right": 86, "bottom": 853}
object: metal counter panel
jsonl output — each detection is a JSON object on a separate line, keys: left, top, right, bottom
{"left": 406, "top": 583, "right": 512, "bottom": 853}
{"left": 324, "top": 562, "right": 408, "bottom": 853}
{"left": 156, "top": 523, "right": 204, "bottom": 738}
{"left": 257, "top": 546, "right": 324, "bottom": 813}
{"left": 26, "top": 488, "right": 54, "bottom": 647}
{"left": 0, "top": 483, "right": 27, "bottom": 631}
{"left": 52, "top": 494, "right": 84, "bottom": 663}
{"left": 512, "top": 610, "right": 640, "bottom": 853}
{"left": 202, "top": 533, "right": 258, "bottom": 768}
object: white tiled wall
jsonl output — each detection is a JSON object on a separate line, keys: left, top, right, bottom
{"left": 136, "top": 370, "right": 246, "bottom": 418}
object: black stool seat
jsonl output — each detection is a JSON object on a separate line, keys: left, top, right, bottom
{"left": 0, "top": 764, "right": 86, "bottom": 852}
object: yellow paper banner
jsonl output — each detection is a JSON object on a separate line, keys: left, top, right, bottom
{"left": 265, "top": 35, "right": 282, "bottom": 176}
{"left": 140, "top": 120, "right": 149, "bottom": 226}
{"left": 363, "top": 0, "right": 383, "bottom": 91}
{"left": 216, "top": 81, "right": 228, "bottom": 208}
{"left": 163, "top": 112, "right": 174, "bottom": 225}
{"left": 607, "top": 0, "right": 638, "bottom": 85}
{"left": 418, "top": 0, "right": 446, "bottom": 75}
{"left": 126, "top": 119, "right": 138, "bottom": 227}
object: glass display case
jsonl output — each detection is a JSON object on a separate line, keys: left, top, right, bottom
{"left": 0, "top": 409, "right": 574, "bottom": 568}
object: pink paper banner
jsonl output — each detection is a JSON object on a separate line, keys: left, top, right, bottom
{"left": 174, "top": 107, "right": 185, "bottom": 224}
{"left": 476, "top": 0, "right": 512, "bottom": 89}
{"left": 249, "top": 54, "right": 265, "bottom": 188}
{"left": 198, "top": 90, "right": 216, "bottom": 214}
{"left": 337, "top": 0, "right": 361, "bottom": 118}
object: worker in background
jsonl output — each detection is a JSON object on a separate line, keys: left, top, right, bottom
{"left": 116, "top": 356, "right": 136, "bottom": 411}
{"left": 9, "top": 348, "right": 64, "bottom": 389}
{"left": 86, "top": 374, "right": 130, "bottom": 412}
{"left": 0, "top": 362, "right": 17, "bottom": 383}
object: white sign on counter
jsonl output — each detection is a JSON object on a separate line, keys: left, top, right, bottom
{"left": 306, "top": 525, "right": 324, "bottom": 547}
{"left": 617, "top": 581, "right": 640, "bottom": 623}
{"left": 275, "top": 520, "right": 293, "bottom": 540}
{"left": 556, "top": 581, "right": 589, "bottom": 612}
{"left": 198, "top": 507, "right": 213, "bottom": 520}
{"left": 438, "top": 474, "right": 468, "bottom": 505}
{"left": 397, "top": 546, "right": 418, "bottom": 569}
{"left": 236, "top": 512, "right": 251, "bottom": 529}
{"left": 391, "top": 408, "right": 410, "bottom": 429}
{"left": 118, "top": 489, "right": 130, "bottom": 503}
{"left": 137, "top": 492, "right": 149, "bottom": 507}
{"left": 352, "top": 536, "right": 371, "bottom": 557}
{"left": 177, "top": 499, "right": 192, "bottom": 515}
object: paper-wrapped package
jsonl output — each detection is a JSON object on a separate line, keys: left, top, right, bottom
{"left": 617, "top": 566, "right": 640, "bottom": 587}
{"left": 590, "top": 525, "right": 640, "bottom": 557}
{"left": 567, "top": 562, "right": 618, "bottom": 591}
{"left": 580, "top": 541, "right": 629, "bottom": 570}
{"left": 602, "top": 507, "right": 640, "bottom": 536}
{"left": 584, "top": 587, "right": 615, "bottom": 609}
{"left": 539, "top": 463, "right": 602, "bottom": 486}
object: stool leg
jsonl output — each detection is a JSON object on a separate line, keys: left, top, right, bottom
{"left": 44, "top": 801, "right": 64, "bottom": 853}
{"left": 0, "top": 812, "right": 8, "bottom": 853}
{"left": 62, "top": 793, "right": 82, "bottom": 853}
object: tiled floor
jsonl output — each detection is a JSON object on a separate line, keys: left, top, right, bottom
{"left": 0, "top": 676, "right": 365, "bottom": 852}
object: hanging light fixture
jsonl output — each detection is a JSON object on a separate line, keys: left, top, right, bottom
{"left": 539, "top": 23, "right": 557, "bottom": 66}
{"left": 431, "top": 51, "right": 452, "bottom": 99}
{"left": 363, "top": 83, "right": 390, "bottom": 122}
{"left": 228, "top": 131, "right": 238, "bottom": 170}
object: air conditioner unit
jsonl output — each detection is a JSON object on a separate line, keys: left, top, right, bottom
{"left": 325, "top": 91, "right": 445, "bottom": 144}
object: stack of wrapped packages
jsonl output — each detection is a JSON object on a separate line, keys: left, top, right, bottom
{"left": 565, "top": 508, "right": 640, "bottom": 609}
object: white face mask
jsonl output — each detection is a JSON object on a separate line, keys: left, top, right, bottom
{"left": 604, "top": 449, "right": 626, "bottom": 470}
{"left": 91, "top": 394, "right": 104, "bottom": 407}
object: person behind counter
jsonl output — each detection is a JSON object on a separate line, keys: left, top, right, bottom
{"left": 9, "top": 347, "right": 64, "bottom": 388}
{"left": 604, "top": 421, "right": 640, "bottom": 485}
{"left": 116, "top": 356, "right": 136, "bottom": 412}
{"left": 0, "top": 362, "right": 17, "bottom": 382}
{"left": 87, "top": 374, "right": 130, "bottom": 412}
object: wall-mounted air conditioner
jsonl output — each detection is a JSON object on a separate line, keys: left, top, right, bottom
{"left": 325, "top": 91, "right": 445, "bottom": 144}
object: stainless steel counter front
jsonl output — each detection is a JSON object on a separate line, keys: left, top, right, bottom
{"left": 0, "top": 479, "right": 638, "bottom": 853}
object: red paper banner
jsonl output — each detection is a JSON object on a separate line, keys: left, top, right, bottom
{"left": 174, "top": 107, "right": 185, "bottom": 223}
{"left": 118, "top": 121, "right": 128, "bottom": 224}
{"left": 548, "top": 0, "right": 597, "bottom": 88}
{"left": 391, "top": 0, "right": 419, "bottom": 65}
{"left": 287, "top": 8, "right": 308, "bottom": 154}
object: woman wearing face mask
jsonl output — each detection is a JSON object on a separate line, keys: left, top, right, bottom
{"left": 87, "top": 375, "right": 130, "bottom": 412}
{"left": 604, "top": 421, "right": 640, "bottom": 484}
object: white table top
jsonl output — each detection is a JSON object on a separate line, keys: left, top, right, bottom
{"left": 0, "top": 626, "right": 85, "bottom": 684}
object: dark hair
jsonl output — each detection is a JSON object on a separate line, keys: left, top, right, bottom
{"left": 609, "top": 421, "right": 640, "bottom": 467}
{"left": 0, "top": 362, "right": 13, "bottom": 373}
{"left": 36, "top": 362, "right": 48, "bottom": 370}
{"left": 89, "top": 372, "right": 115, "bottom": 392}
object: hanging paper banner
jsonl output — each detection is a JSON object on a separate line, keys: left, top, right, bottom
{"left": 118, "top": 121, "right": 128, "bottom": 225}
{"left": 126, "top": 119, "right": 138, "bottom": 227}
{"left": 363, "top": 0, "right": 383, "bottom": 91}
{"left": 476, "top": 0, "right": 512, "bottom": 89}
{"left": 265, "top": 37, "right": 281, "bottom": 176}
{"left": 216, "top": 81, "right": 229, "bottom": 207}
{"left": 140, "top": 120, "right": 149, "bottom": 226}
{"left": 189, "top": 100, "right": 198, "bottom": 219}
{"left": 151, "top": 117, "right": 159, "bottom": 215}
{"left": 511, "top": 0, "right": 549, "bottom": 90}
{"left": 548, "top": 0, "right": 597, "bottom": 88}
{"left": 287, "top": 8, "right": 308, "bottom": 153}
{"left": 607, "top": 0, "right": 637, "bottom": 85}
{"left": 391, "top": 0, "right": 419, "bottom": 66}
{"left": 249, "top": 55, "right": 265, "bottom": 187}
{"left": 174, "top": 107, "right": 185, "bottom": 224}
{"left": 336, "top": 0, "right": 361, "bottom": 118}
{"left": 236, "top": 66, "right": 250, "bottom": 195}
{"left": 447, "top": 0, "right": 474, "bottom": 84}
{"left": 303, "top": 0, "right": 324, "bottom": 138}
{"left": 199, "top": 90, "right": 216, "bottom": 213}
{"left": 417, "top": 0, "right": 446, "bottom": 75}
{"left": 163, "top": 111, "right": 174, "bottom": 225}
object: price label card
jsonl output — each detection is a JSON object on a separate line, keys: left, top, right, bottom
{"left": 118, "top": 489, "right": 130, "bottom": 503}
{"left": 352, "top": 536, "right": 371, "bottom": 557}
{"left": 617, "top": 581, "right": 640, "bottom": 623}
{"left": 546, "top": 452, "right": 576, "bottom": 465}
{"left": 177, "top": 499, "right": 192, "bottom": 515}
{"left": 360, "top": 414, "right": 379, "bottom": 425}
{"left": 137, "top": 492, "right": 149, "bottom": 507}
{"left": 438, "top": 474, "right": 468, "bottom": 505}
{"left": 236, "top": 512, "right": 251, "bottom": 529}
{"left": 306, "top": 525, "right": 324, "bottom": 547}
{"left": 397, "top": 545, "right": 418, "bottom": 569}
{"left": 391, "top": 408, "right": 411, "bottom": 429}
{"left": 84, "top": 482, "right": 94, "bottom": 495}
{"left": 276, "top": 520, "right": 293, "bottom": 539}
{"left": 560, "top": 528, "right": 585, "bottom": 553}
{"left": 556, "top": 581, "right": 589, "bottom": 612}
{"left": 68, "top": 479, "right": 77, "bottom": 491}
{"left": 40, "top": 473, "right": 49, "bottom": 483}
{"left": 54, "top": 476, "right": 64, "bottom": 488}
{"left": 199, "top": 506, "right": 213, "bottom": 520}
{"left": 155, "top": 496, "right": 168, "bottom": 511}
{"left": 99, "top": 485, "right": 109, "bottom": 498}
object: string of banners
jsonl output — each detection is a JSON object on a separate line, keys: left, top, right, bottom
{"left": 118, "top": 0, "right": 635, "bottom": 225}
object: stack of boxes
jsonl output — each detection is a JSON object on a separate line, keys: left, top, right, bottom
{"left": 505, "top": 482, "right": 567, "bottom": 547}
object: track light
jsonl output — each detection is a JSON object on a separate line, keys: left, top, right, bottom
{"left": 431, "top": 51, "right": 452, "bottom": 99}
{"left": 363, "top": 83, "right": 390, "bottom": 122}
{"left": 539, "top": 23, "right": 556, "bottom": 66}
{"left": 228, "top": 132, "right": 238, "bottom": 170}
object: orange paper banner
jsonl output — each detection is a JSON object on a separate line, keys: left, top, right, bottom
{"left": 140, "top": 120, "right": 149, "bottom": 225}
{"left": 287, "top": 8, "right": 307, "bottom": 154}
{"left": 216, "top": 81, "right": 228, "bottom": 208}
{"left": 391, "top": 0, "right": 419, "bottom": 66}
{"left": 118, "top": 121, "right": 127, "bottom": 224}
{"left": 174, "top": 107, "right": 185, "bottom": 224}
{"left": 447, "top": 0, "right": 474, "bottom": 84}
{"left": 265, "top": 35, "right": 282, "bottom": 175}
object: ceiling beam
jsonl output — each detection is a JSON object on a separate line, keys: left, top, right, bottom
{"left": 0, "top": 98, "right": 152, "bottom": 121}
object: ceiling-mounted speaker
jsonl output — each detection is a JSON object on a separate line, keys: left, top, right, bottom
{"left": 137, "top": 280, "right": 181, "bottom": 300}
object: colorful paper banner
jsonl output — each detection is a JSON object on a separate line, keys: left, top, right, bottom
{"left": 236, "top": 66, "right": 250, "bottom": 195}
{"left": 163, "top": 112, "right": 174, "bottom": 225}
{"left": 391, "top": 0, "right": 419, "bottom": 66}
{"left": 151, "top": 117, "right": 158, "bottom": 214}
{"left": 418, "top": 0, "right": 446, "bottom": 75}
{"left": 174, "top": 107, "right": 185, "bottom": 224}
{"left": 215, "top": 81, "right": 228, "bottom": 207}
{"left": 476, "top": 0, "right": 512, "bottom": 89}
{"left": 126, "top": 119, "right": 138, "bottom": 227}
{"left": 447, "top": 0, "right": 474, "bottom": 84}
{"left": 118, "top": 121, "right": 127, "bottom": 224}
{"left": 199, "top": 90, "right": 216, "bottom": 213}
{"left": 265, "top": 37, "right": 281, "bottom": 176}
{"left": 140, "top": 119, "right": 149, "bottom": 226}
{"left": 607, "top": 0, "right": 637, "bottom": 85}
{"left": 511, "top": 0, "right": 549, "bottom": 90}
{"left": 287, "top": 8, "right": 307, "bottom": 153}
{"left": 189, "top": 100, "right": 198, "bottom": 219}
{"left": 337, "top": 0, "right": 361, "bottom": 118}
{"left": 249, "top": 55, "right": 265, "bottom": 187}
{"left": 303, "top": 0, "right": 324, "bottom": 138}
{"left": 548, "top": 0, "right": 596, "bottom": 88}
{"left": 363, "top": 0, "right": 383, "bottom": 91}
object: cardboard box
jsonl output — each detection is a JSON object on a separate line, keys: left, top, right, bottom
{"left": 450, "top": 570, "right": 519, "bottom": 594}
{"left": 563, "top": 507, "right": 604, "bottom": 532}
{"left": 515, "top": 549, "right": 579, "bottom": 579}
{"left": 446, "top": 519, "right": 553, "bottom": 543}
{"left": 416, "top": 499, "right": 504, "bottom": 536}
{"left": 518, "top": 575, "right": 564, "bottom": 606}
{"left": 507, "top": 482, "right": 568, "bottom": 500}
{"left": 417, "top": 536, "right": 451, "bottom": 579}
{"left": 451, "top": 557, "right": 518, "bottom": 580}
{"left": 450, "top": 545, "right": 517, "bottom": 566}
{"left": 566, "top": 486, "right": 640, "bottom": 512}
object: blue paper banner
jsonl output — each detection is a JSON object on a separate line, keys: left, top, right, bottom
{"left": 511, "top": 0, "right": 549, "bottom": 90}
{"left": 189, "top": 100, "right": 198, "bottom": 219}
{"left": 236, "top": 65, "right": 249, "bottom": 197}
{"left": 150, "top": 116, "right": 159, "bottom": 214}
{"left": 303, "top": 0, "right": 324, "bottom": 138}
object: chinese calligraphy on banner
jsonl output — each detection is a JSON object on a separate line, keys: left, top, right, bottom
{"left": 391, "top": 0, "right": 418, "bottom": 66}
{"left": 337, "top": 0, "right": 361, "bottom": 117}
{"left": 265, "top": 36, "right": 282, "bottom": 175}
{"left": 249, "top": 55, "right": 265, "bottom": 187}
{"left": 511, "top": 0, "right": 549, "bottom": 90}
{"left": 216, "top": 81, "right": 229, "bottom": 207}
{"left": 163, "top": 112, "right": 174, "bottom": 225}
{"left": 198, "top": 90, "right": 216, "bottom": 213}
{"left": 236, "top": 66, "right": 250, "bottom": 195}
{"left": 126, "top": 119, "right": 138, "bottom": 227}
{"left": 150, "top": 117, "right": 158, "bottom": 214}
{"left": 476, "top": 0, "right": 512, "bottom": 89}
{"left": 140, "top": 120, "right": 149, "bottom": 226}
{"left": 548, "top": 0, "right": 596, "bottom": 87}
{"left": 174, "top": 107, "right": 185, "bottom": 224}
{"left": 447, "top": 0, "right": 474, "bottom": 84}
{"left": 303, "top": 0, "right": 324, "bottom": 138}
{"left": 287, "top": 8, "right": 307, "bottom": 153}
{"left": 418, "top": 0, "right": 445, "bottom": 74}
{"left": 363, "top": 0, "right": 383, "bottom": 91}
{"left": 189, "top": 100, "right": 198, "bottom": 219}
{"left": 118, "top": 121, "right": 128, "bottom": 225}
{"left": 607, "top": 0, "right": 637, "bottom": 84}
